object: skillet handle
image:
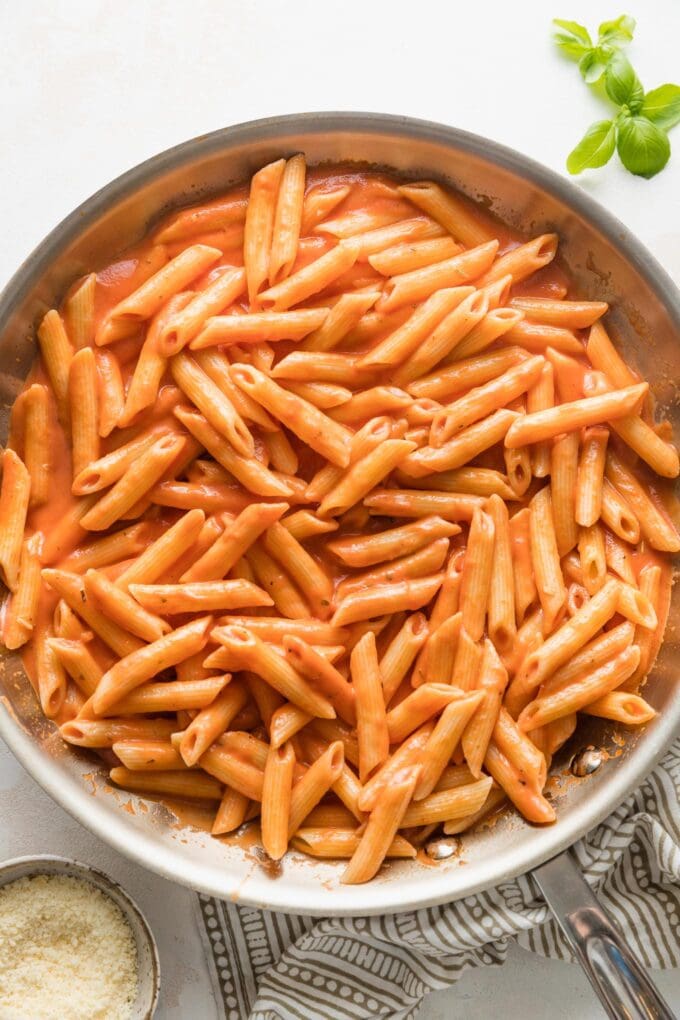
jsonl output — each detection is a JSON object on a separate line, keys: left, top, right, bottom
{"left": 533, "top": 849, "right": 676, "bottom": 1020}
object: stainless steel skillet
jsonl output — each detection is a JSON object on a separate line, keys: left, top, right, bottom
{"left": 0, "top": 113, "right": 678, "bottom": 1017}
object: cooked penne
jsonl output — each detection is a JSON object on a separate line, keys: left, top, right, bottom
{"left": 386, "top": 683, "right": 463, "bottom": 745}
{"left": 193, "top": 347, "right": 278, "bottom": 431}
{"left": 80, "top": 433, "right": 186, "bottom": 531}
{"left": 115, "top": 508, "right": 205, "bottom": 589}
{"left": 23, "top": 384, "right": 50, "bottom": 506}
{"left": 510, "top": 297, "right": 608, "bottom": 328}
{"left": 282, "top": 635, "right": 355, "bottom": 725}
{"left": 605, "top": 451, "right": 680, "bottom": 552}
{"left": 478, "top": 234, "right": 558, "bottom": 288}
{"left": 451, "top": 306, "right": 524, "bottom": 360}
{"left": 92, "top": 616, "right": 213, "bottom": 714}
{"left": 430, "top": 355, "right": 543, "bottom": 447}
{"left": 518, "top": 645, "right": 640, "bottom": 730}
{"left": 484, "top": 742, "right": 555, "bottom": 824}
{"left": 95, "top": 349, "right": 126, "bottom": 438}
{"left": 0, "top": 450, "right": 31, "bottom": 591}
{"left": 397, "top": 181, "right": 494, "bottom": 247}
{"left": 459, "top": 508, "right": 495, "bottom": 641}
{"left": 318, "top": 439, "right": 416, "bottom": 518}
{"left": 300, "top": 291, "right": 380, "bottom": 352}
{"left": 212, "top": 624, "right": 335, "bottom": 718}
{"left": 129, "top": 579, "right": 272, "bottom": 614}
{"left": 259, "top": 239, "right": 360, "bottom": 311}
{"left": 244, "top": 158, "right": 286, "bottom": 303}
{"left": 109, "top": 766, "right": 222, "bottom": 801}
{"left": 415, "top": 692, "right": 484, "bottom": 799}
{"left": 173, "top": 407, "right": 293, "bottom": 497}
{"left": 359, "top": 287, "right": 472, "bottom": 369}
{"left": 329, "top": 515, "right": 458, "bottom": 568}
{"left": 112, "top": 739, "right": 187, "bottom": 772}
{"left": 369, "top": 235, "right": 459, "bottom": 275}
{"left": 400, "top": 410, "right": 518, "bottom": 478}
{"left": 65, "top": 273, "right": 97, "bottom": 349}
{"left": 37, "top": 309, "right": 73, "bottom": 422}
{"left": 529, "top": 487, "right": 566, "bottom": 630}
{"left": 263, "top": 520, "right": 334, "bottom": 618}
{"left": 191, "top": 308, "right": 328, "bottom": 350}
{"left": 229, "top": 364, "right": 352, "bottom": 467}
{"left": 158, "top": 267, "right": 246, "bottom": 355}
{"left": 508, "top": 508, "right": 537, "bottom": 624}
{"left": 269, "top": 154, "right": 306, "bottom": 284}
{"left": 504, "top": 383, "right": 648, "bottom": 448}
{"left": 154, "top": 193, "right": 247, "bottom": 244}
{"left": 61, "top": 718, "right": 176, "bottom": 749}
{"left": 407, "top": 345, "right": 527, "bottom": 401}
{"left": 377, "top": 241, "right": 498, "bottom": 314}
{"left": 586, "top": 321, "right": 638, "bottom": 388}
{"left": 393, "top": 289, "right": 490, "bottom": 385}
{"left": 582, "top": 691, "right": 655, "bottom": 724}
{"left": 364, "top": 488, "right": 483, "bottom": 521}
{"left": 287, "top": 741, "right": 345, "bottom": 835}
{"left": 503, "top": 321, "right": 584, "bottom": 355}
{"left": 575, "top": 426, "right": 609, "bottom": 527}
{"left": 351, "top": 631, "right": 389, "bottom": 781}
{"left": 600, "top": 478, "right": 640, "bottom": 544}
{"left": 342, "top": 767, "right": 419, "bottom": 884}
{"left": 101, "top": 244, "right": 222, "bottom": 339}
{"left": 293, "top": 830, "right": 415, "bottom": 860}
{"left": 171, "top": 351, "right": 253, "bottom": 458}
{"left": 84, "top": 569, "right": 170, "bottom": 642}
{"left": 182, "top": 502, "right": 288, "bottom": 582}
{"left": 261, "top": 742, "right": 296, "bottom": 860}
{"left": 332, "top": 574, "right": 443, "bottom": 627}
{"left": 105, "top": 676, "right": 228, "bottom": 716}
{"left": 10, "top": 162, "right": 677, "bottom": 882}
{"left": 400, "top": 775, "right": 493, "bottom": 828}
{"left": 578, "top": 523, "right": 607, "bottom": 595}
{"left": 378, "top": 613, "right": 429, "bottom": 704}
{"left": 461, "top": 640, "right": 508, "bottom": 776}
{"left": 551, "top": 431, "right": 579, "bottom": 557}
{"left": 246, "top": 542, "right": 310, "bottom": 619}
{"left": 300, "top": 183, "right": 351, "bottom": 234}
{"left": 3, "top": 534, "right": 43, "bottom": 649}
{"left": 510, "top": 578, "right": 620, "bottom": 703}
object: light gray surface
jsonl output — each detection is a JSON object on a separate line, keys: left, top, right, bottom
{"left": 1, "top": 0, "right": 679, "bottom": 1016}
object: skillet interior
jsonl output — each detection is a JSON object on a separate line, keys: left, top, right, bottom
{"left": 0, "top": 112, "right": 678, "bottom": 915}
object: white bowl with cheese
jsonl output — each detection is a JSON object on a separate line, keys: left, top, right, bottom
{"left": 0, "top": 855, "right": 160, "bottom": 1020}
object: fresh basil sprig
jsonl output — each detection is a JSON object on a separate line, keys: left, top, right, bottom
{"left": 553, "top": 14, "right": 635, "bottom": 83}
{"left": 553, "top": 14, "right": 679, "bottom": 178}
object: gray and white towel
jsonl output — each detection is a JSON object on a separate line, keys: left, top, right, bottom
{"left": 197, "top": 739, "right": 680, "bottom": 1019}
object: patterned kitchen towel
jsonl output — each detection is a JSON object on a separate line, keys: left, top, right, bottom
{"left": 197, "top": 739, "right": 680, "bottom": 1019}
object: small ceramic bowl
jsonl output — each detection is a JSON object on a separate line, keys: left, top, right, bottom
{"left": 0, "top": 854, "right": 160, "bottom": 1018}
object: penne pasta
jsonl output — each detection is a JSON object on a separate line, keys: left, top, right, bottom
{"left": 0, "top": 450, "right": 31, "bottom": 591}
{"left": 244, "top": 158, "right": 286, "bottom": 303}
{"left": 351, "top": 631, "right": 389, "bottom": 781}
{"left": 10, "top": 162, "right": 677, "bottom": 882}
{"left": 504, "top": 384, "right": 648, "bottom": 448}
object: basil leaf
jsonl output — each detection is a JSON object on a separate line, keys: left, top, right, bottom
{"left": 579, "top": 47, "right": 610, "bottom": 84}
{"left": 566, "top": 120, "right": 616, "bottom": 174}
{"left": 617, "top": 116, "right": 671, "bottom": 177}
{"left": 598, "top": 14, "right": 636, "bottom": 46}
{"left": 605, "top": 51, "right": 644, "bottom": 111}
{"left": 553, "top": 18, "right": 592, "bottom": 58}
{"left": 641, "top": 84, "right": 680, "bottom": 131}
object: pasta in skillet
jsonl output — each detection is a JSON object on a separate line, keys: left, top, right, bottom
{"left": 3, "top": 157, "right": 678, "bottom": 884}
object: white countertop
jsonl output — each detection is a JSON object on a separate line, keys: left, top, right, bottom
{"left": 1, "top": 1, "right": 679, "bottom": 1016}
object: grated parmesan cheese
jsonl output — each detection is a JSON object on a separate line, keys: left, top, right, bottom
{"left": 0, "top": 873, "right": 138, "bottom": 1020}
